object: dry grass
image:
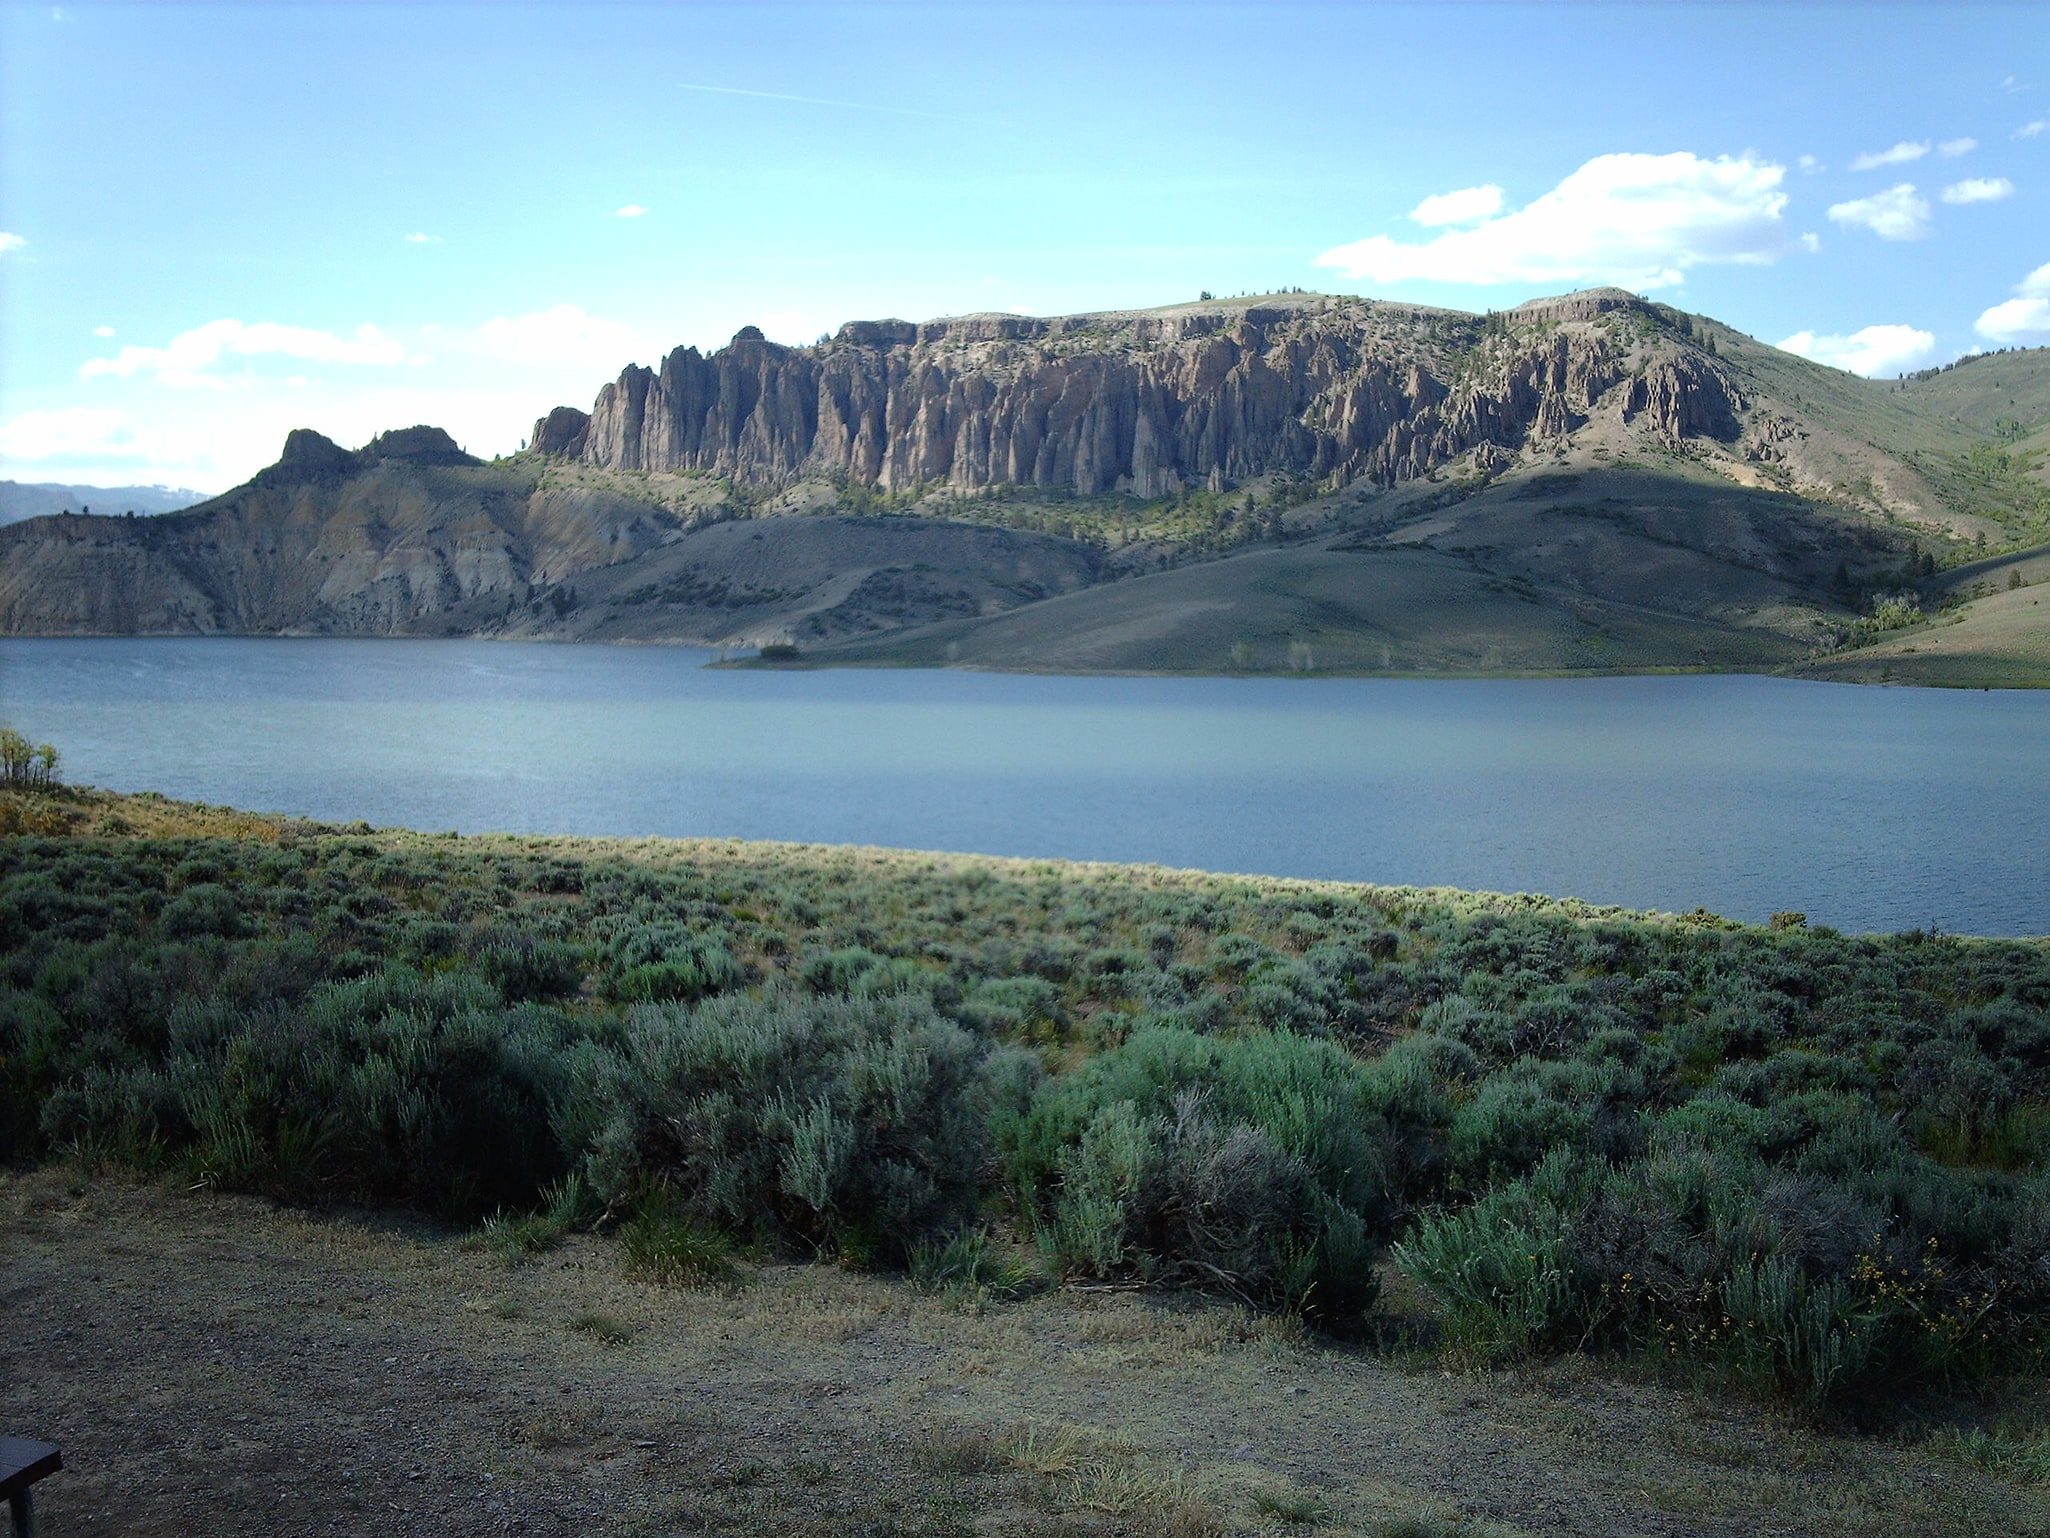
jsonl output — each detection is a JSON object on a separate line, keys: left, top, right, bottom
{"left": 10, "top": 1165, "right": 2050, "bottom": 1536}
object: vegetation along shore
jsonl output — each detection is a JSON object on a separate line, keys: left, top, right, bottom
{"left": 6, "top": 778, "right": 2050, "bottom": 1533}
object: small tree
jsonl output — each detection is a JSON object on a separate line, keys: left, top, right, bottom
{"left": 0, "top": 727, "right": 29, "bottom": 786}
{"left": 0, "top": 726, "right": 59, "bottom": 788}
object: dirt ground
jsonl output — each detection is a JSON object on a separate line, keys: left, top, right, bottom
{"left": 4, "top": 1167, "right": 2046, "bottom": 1538}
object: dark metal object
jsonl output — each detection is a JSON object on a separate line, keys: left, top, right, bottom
{"left": 0, "top": 1439, "right": 61, "bottom": 1538}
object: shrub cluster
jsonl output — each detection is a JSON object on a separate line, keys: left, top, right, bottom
{"left": 5, "top": 817, "right": 2050, "bottom": 1416}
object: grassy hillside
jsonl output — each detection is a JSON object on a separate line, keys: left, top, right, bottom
{"left": 1798, "top": 539, "right": 2050, "bottom": 687}
{"left": 8, "top": 783, "right": 2050, "bottom": 1436}
{"left": 814, "top": 535, "right": 1807, "bottom": 675}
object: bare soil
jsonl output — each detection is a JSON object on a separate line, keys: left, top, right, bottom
{"left": 4, "top": 1167, "right": 2044, "bottom": 1538}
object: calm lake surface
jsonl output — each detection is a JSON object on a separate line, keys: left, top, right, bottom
{"left": 2, "top": 637, "right": 2045, "bottom": 936}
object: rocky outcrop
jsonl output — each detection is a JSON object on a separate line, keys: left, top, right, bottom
{"left": 529, "top": 407, "right": 592, "bottom": 457}
{"left": 550, "top": 293, "right": 1741, "bottom": 498}
{"left": 253, "top": 425, "right": 480, "bottom": 490}
{"left": 1620, "top": 354, "right": 1744, "bottom": 444}
{"left": 0, "top": 426, "right": 1103, "bottom": 642}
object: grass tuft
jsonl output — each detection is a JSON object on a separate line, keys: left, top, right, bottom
{"left": 569, "top": 1310, "right": 632, "bottom": 1346}
{"left": 1254, "top": 1488, "right": 1332, "bottom": 1524}
{"left": 475, "top": 1173, "right": 594, "bottom": 1263}
{"left": 620, "top": 1198, "right": 740, "bottom": 1288}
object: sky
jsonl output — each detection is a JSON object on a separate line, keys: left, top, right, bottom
{"left": 2, "top": 0, "right": 2047, "bottom": 493}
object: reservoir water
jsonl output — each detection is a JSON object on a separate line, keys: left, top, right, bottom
{"left": 2, "top": 637, "right": 2045, "bottom": 937}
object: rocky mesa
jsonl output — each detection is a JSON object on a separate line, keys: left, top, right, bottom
{"left": 3, "top": 287, "right": 2045, "bottom": 680}
{"left": 539, "top": 289, "right": 1744, "bottom": 498}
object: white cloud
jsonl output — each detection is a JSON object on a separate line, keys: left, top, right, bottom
{"left": 78, "top": 319, "right": 413, "bottom": 389}
{"left": 1409, "top": 185, "right": 1503, "bottom": 227}
{"left": 1799, "top": 231, "right": 1821, "bottom": 252}
{"left": 1797, "top": 154, "right": 1822, "bottom": 173}
{"left": 1827, "top": 183, "right": 1931, "bottom": 240}
{"left": 614, "top": 204, "right": 649, "bottom": 218}
{"left": 1938, "top": 137, "right": 1978, "bottom": 158}
{"left": 472, "top": 304, "right": 660, "bottom": 371}
{"left": 10, "top": 300, "right": 716, "bottom": 490}
{"left": 1851, "top": 140, "right": 1930, "bottom": 170}
{"left": 0, "top": 407, "right": 137, "bottom": 462}
{"left": 1978, "top": 299, "right": 2050, "bottom": 341}
{"left": 1975, "top": 262, "right": 2050, "bottom": 343}
{"left": 402, "top": 232, "right": 442, "bottom": 244}
{"left": 1941, "top": 177, "right": 2014, "bottom": 204}
{"left": 1776, "top": 324, "right": 1937, "bottom": 377}
{"left": 0, "top": 233, "right": 24, "bottom": 257}
{"left": 91, "top": 324, "right": 114, "bottom": 338}
{"left": 1313, "top": 151, "right": 1789, "bottom": 291}
{"left": 2018, "top": 120, "right": 2048, "bottom": 140}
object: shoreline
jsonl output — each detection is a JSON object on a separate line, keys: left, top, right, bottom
{"left": 7, "top": 629, "right": 2048, "bottom": 688}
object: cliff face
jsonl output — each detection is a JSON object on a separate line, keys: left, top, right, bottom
{"left": 541, "top": 290, "right": 1745, "bottom": 497}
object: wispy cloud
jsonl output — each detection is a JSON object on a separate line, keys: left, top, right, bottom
{"left": 1941, "top": 177, "right": 2014, "bottom": 205}
{"left": 676, "top": 81, "right": 956, "bottom": 121}
{"left": 1409, "top": 185, "right": 1503, "bottom": 227}
{"left": 79, "top": 319, "right": 413, "bottom": 389}
{"left": 1976, "top": 262, "right": 2050, "bottom": 343}
{"left": 1851, "top": 140, "right": 1930, "bottom": 171}
{"left": 613, "top": 204, "right": 648, "bottom": 218}
{"left": 1777, "top": 324, "right": 1936, "bottom": 377}
{"left": 91, "top": 325, "right": 114, "bottom": 337}
{"left": 0, "top": 233, "right": 24, "bottom": 257}
{"left": 2018, "top": 120, "right": 2048, "bottom": 140}
{"left": 1315, "top": 151, "right": 1789, "bottom": 291}
{"left": 1937, "top": 137, "right": 1978, "bottom": 158}
{"left": 1827, "top": 184, "right": 1931, "bottom": 241}
{"left": 402, "top": 232, "right": 442, "bottom": 244}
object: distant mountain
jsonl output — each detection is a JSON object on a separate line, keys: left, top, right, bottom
{"left": 0, "top": 480, "right": 207, "bottom": 526}
{"left": 3, "top": 290, "right": 2046, "bottom": 683}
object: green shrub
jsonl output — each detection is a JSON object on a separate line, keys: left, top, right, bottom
{"left": 478, "top": 935, "right": 587, "bottom": 1001}
{"left": 1009, "top": 1026, "right": 1386, "bottom": 1315}
{"left": 577, "top": 992, "right": 999, "bottom": 1261}
{"left": 1392, "top": 1159, "right": 1586, "bottom": 1360}
{"left": 38, "top": 966, "right": 585, "bottom": 1216}
{"left": 1712, "top": 1255, "right": 1873, "bottom": 1411}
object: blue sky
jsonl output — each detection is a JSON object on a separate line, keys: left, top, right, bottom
{"left": 3, "top": 1, "right": 2047, "bottom": 491}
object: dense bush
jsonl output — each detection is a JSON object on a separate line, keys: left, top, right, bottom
{"left": 1004, "top": 1026, "right": 1393, "bottom": 1315}
{"left": 574, "top": 992, "right": 1017, "bottom": 1261}
{"left": 5, "top": 806, "right": 2050, "bottom": 1416}
{"left": 31, "top": 965, "right": 582, "bottom": 1216}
